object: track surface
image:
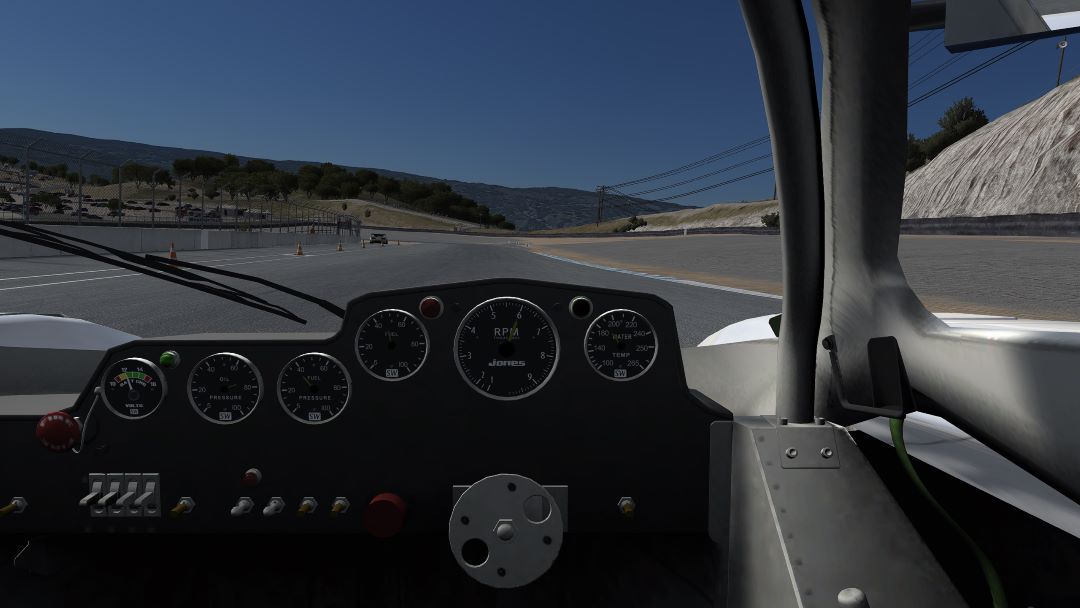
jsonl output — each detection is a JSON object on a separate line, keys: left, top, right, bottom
{"left": 0, "top": 241, "right": 779, "bottom": 347}
{"left": 2, "top": 232, "right": 1076, "bottom": 349}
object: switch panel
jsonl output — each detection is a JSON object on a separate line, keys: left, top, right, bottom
{"left": 84, "top": 473, "right": 161, "bottom": 518}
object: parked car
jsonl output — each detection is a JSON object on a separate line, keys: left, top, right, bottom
{"left": 370, "top": 233, "right": 389, "bottom": 244}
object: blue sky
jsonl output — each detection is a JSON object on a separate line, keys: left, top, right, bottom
{"left": 0, "top": 0, "right": 1075, "bottom": 206}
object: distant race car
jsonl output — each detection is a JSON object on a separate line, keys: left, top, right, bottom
{"left": 370, "top": 233, "right": 388, "bottom": 244}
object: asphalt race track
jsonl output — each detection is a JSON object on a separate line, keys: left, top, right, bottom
{"left": 2, "top": 231, "right": 1076, "bottom": 347}
{"left": 0, "top": 240, "right": 780, "bottom": 347}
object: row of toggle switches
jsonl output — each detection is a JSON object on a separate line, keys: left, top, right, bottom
{"left": 81, "top": 473, "right": 160, "bottom": 518}
{"left": 229, "top": 496, "right": 350, "bottom": 517}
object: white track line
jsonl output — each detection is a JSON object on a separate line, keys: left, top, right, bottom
{"left": 0, "top": 250, "right": 302, "bottom": 282}
{"left": 0, "top": 248, "right": 352, "bottom": 291}
{"left": 532, "top": 252, "right": 781, "bottom": 300}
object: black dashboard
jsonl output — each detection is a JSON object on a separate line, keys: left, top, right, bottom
{"left": 0, "top": 279, "right": 727, "bottom": 537}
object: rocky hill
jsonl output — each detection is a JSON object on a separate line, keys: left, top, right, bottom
{"left": 903, "top": 76, "right": 1080, "bottom": 217}
{"left": 0, "top": 128, "right": 686, "bottom": 230}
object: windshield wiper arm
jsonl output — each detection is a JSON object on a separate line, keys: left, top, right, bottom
{"left": 0, "top": 221, "right": 321, "bottom": 324}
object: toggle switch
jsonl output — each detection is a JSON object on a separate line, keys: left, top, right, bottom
{"left": 79, "top": 480, "right": 104, "bottom": 507}
{"left": 169, "top": 497, "right": 195, "bottom": 517}
{"left": 97, "top": 476, "right": 123, "bottom": 507}
{"left": 297, "top": 497, "right": 318, "bottom": 517}
{"left": 262, "top": 497, "right": 285, "bottom": 517}
{"left": 330, "top": 497, "right": 350, "bottom": 517}
{"left": 133, "top": 476, "right": 159, "bottom": 517}
{"left": 230, "top": 497, "right": 254, "bottom": 517}
{"left": 0, "top": 497, "right": 27, "bottom": 516}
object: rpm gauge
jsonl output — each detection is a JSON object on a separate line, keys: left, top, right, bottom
{"left": 355, "top": 309, "right": 429, "bottom": 381}
{"left": 277, "top": 353, "right": 351, "bottom": 424}
{"left": 101, "top": 358, "right": 166, "bottom": 419}
{"left": 188, "top": 353, "right": 262, "bottom": 424}
{"left": 455, "top": 297, "right": 559, "bottom": 400}
{"left": 585, "top": 309, "right": 658, "bottom": 381}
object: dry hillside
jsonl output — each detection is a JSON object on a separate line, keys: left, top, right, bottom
{"left": 904, "top": 76, "right": 1080, "bottom": 217}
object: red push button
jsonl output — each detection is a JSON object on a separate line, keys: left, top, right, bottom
{"left": 419, "top": 296, "right": 443, "bottom": 319}
{"left": 36, "top": 411, "right": 80, "bottom": 452}
{"left": 363, "top": 492, "right": 407, "bottom": 538}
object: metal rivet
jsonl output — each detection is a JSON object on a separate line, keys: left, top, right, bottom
{"left": 820, "top": 447, "right": 834, "bottom": 459}
{"left": 785, "top": 447, "right": 798, "bottom": 458}
{"left": 779, "top": 417, "right": 789, "bottom": 426}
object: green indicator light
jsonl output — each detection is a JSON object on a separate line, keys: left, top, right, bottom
{"left": 159, "top": 351, "right": 180, "bottom": 368}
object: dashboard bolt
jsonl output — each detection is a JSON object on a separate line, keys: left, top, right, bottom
{"left": 820, "top": 447, "right": 834, "bottom": 459}
{"left": 785, "top": 447, "right": 798, "bottom": 459}
{"left": 617, "top": 496, "right": 636, "bottom": 517}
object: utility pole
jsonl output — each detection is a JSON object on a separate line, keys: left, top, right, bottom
{"left": 1058, "top": 38, "right": 1069, "bottom": 87}
{"left": 77, "top": 152, "right": 91, "bottom": 226}
{"left": 23, "top": 138, "right": 41, "bottom": 223}
{"left": 595, "top": 185, "right": 606, "bottom": 226}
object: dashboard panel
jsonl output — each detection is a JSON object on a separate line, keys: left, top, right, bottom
{"left": 0, "top": 279, "right": 727, "bottom": 535}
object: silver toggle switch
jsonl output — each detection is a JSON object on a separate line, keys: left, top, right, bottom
{"left": 231, "top": 497, "right": 254, "bottom": 517}
{"left": 262, "top": 497, "right": 285, "bottom": 517}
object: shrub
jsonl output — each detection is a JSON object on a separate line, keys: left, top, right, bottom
{"left": 614, "top": 215, "right": 648, "bottom": 232}
{"left": 761, "top": 211, "right": 780, "bottom": 228}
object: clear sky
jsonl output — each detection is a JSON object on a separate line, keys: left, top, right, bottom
{"left": 1, "top": 0, "right": 1075, "bottom": 206}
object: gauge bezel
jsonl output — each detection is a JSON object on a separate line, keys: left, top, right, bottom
{"left": 276, "top": 352, "right": 352, "bottom": 425}
{"left": 354, "top": 308, "right": 430, "bottom": 382}
{"left": 187, "top": 352, "right": 263, "bottom": 425}
{"left": 100, "top": 357, "right": 167, "bottom": 420}
{"left": 453, "top": 296, "right": 561, "bottom": 401}
{"left": 584, "top": 308, "right": 659, "bottom": 382}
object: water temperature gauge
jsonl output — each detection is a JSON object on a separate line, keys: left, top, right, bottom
{"left": 584, "top": 309, "right": 658, "bottom": 381}
{"left": 101, "top": 357, "right": 167, "bottom": 419}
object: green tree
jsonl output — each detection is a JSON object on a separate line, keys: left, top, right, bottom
{"left": 222, "top": 153, "right": 240, "bottom": 169}
{"left": 297, "top": 165, "right": 322, "bottom": 198}
{"left": 341, "top": 180, "right": 361, "bottom": 198}
{"left": 906, "top": 133, "right": 926, "bottom": 173}
{"left": 244, "top": 159, "right": 276, "bottom": 173}
{"left": 377, "top": 176, "right": 400, "bottom": 201}
{"left": 272, "top": 171, "right": 298, "bottom": 202}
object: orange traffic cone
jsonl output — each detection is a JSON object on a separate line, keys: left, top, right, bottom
{"left": 336, "top": 242, "right": 343, "bottom": 252}
{"left": 295, "top": 242, "right": 304, "bottom": 256}
{"left": 168, "top": 242, "right": 177, "bottom": 260}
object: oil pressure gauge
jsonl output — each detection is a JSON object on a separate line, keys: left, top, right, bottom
{"left": 584, "top": 309, "right": 658, "bottom": 381}
{"left": 188, "top": 353, "right": 262, "bottom": 424}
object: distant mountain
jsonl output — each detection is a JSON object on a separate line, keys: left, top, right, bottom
{"left": 0, "top": 128, "right": 687, "bottom": 230}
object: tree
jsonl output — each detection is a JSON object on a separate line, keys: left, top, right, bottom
{"left": 244, "top": 159, "right": 275, "bottom": 173}
{"left": 362, "top": 180, "right": 378, "bottom": 200}
{"left": 906, "top": 97, "right": 989, "bottom": 171}
{"left": 340, "top": 180, "right": 361, "bottom": 199}
{"left": 223, "top": 153, "right": 240, "bottom": 169}
{"left": 341, "top": 202, "right": 348, "bottom": 211}
{"left": 906, "top": 133, "right": 926, "bottom": 173}
{"left": 297, "top": 165, "right": 322, "bottom": 198}
{"left": 761, "top": 211, "right": 780, "bottom": 227}
{"left": 377, "top": 176, "right": 399, "bottom": 201}
{"left": 272, "top": 171, "right": 298, "bottom": 202}
{"left": 153, "top": 168, "right": 174, "bottom": 189}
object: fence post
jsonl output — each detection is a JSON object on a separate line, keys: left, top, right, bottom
{"left": 23, "top": 138, "right": 41, "bottom": 223}
{"left": 77, "top": 152, "right": 90, "bottom": 226}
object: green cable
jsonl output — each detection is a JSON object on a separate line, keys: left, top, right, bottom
{"left": 889, "top": 417, "right": 1008, "bottom": 608}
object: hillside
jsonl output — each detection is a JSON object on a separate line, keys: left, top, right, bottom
{"left": 0, "top": 128, "right": 686, "bottom": 230}
{"left": 904, "top": 76, "right": 1080, "bottom": 217}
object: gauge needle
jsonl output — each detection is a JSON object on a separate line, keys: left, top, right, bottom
{"left": 508, "top": 319, "right": 519, "bottom": 342}
{"left": 301, "top": 375, "right": 312, "bottom": 387}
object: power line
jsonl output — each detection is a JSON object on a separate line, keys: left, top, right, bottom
{"left": 909, "top": 41, "right": 1034, "bottom": 106}
{"left": 608, "top": 135, "right": 770, "bottom": 188}
{"left": 909, "top": 30, "right": 941, "bottom": 56}
{"left": 621, "top": 153, "right": 773, "bottom": 197}
{"left": 649, "top": 167, "right": 775, "bottom": 202}
{"left": 909, "top": 38, "right": 941, "bottom": 66}
{"left": 909, "top": 53, "right": 969, "bottom": 89}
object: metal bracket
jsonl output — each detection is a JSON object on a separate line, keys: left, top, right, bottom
{"left": 779, "top": 424, "right": 840, "bottom": 469}
{"left": 454, "top": 483, "right": 568, "bottom": 531}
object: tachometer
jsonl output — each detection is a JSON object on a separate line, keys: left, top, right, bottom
{"left": 454, "top": 297, "right": 559, "bottom": 400}
{"left": 277, "top": 353, "right": 351, "bottom": 424}
{"left": 188, "top": 353, "right": 262, "bottom": 424}
{"left": 584, "top": 309, "right": 658, "bottom": 381}
{"left": 101, "top": 358, "right": 166, "bottom": 419}
{"left": 355, "top": 309, "right": 428, "bottom": 381}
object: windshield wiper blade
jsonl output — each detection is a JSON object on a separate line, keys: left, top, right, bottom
{"left": 4, "top": 221, "right": 344, "bottom": 318}
{"left": 0, "top": 221, "right": 310, "bottom": 324}
{"left": 143, "top": 253, "right": 345, "bottom": 319}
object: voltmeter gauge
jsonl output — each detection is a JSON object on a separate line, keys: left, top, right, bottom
{"left": 188, "top": 353, "right": 262, "bottom": 424}
{"left": 584, "top": 309, "right": 658, "bottom": 381}
{"left": 277, "top": 353, "right": 351, "bottom": 424}
{"left": 101, "top": 357, "right": 167, "bottom": 419}
{"left": 455, "top": 297, "right": 559, "bottom": 400}
{"left": 355, "top": 309, "right": 429, "bottom": 381}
